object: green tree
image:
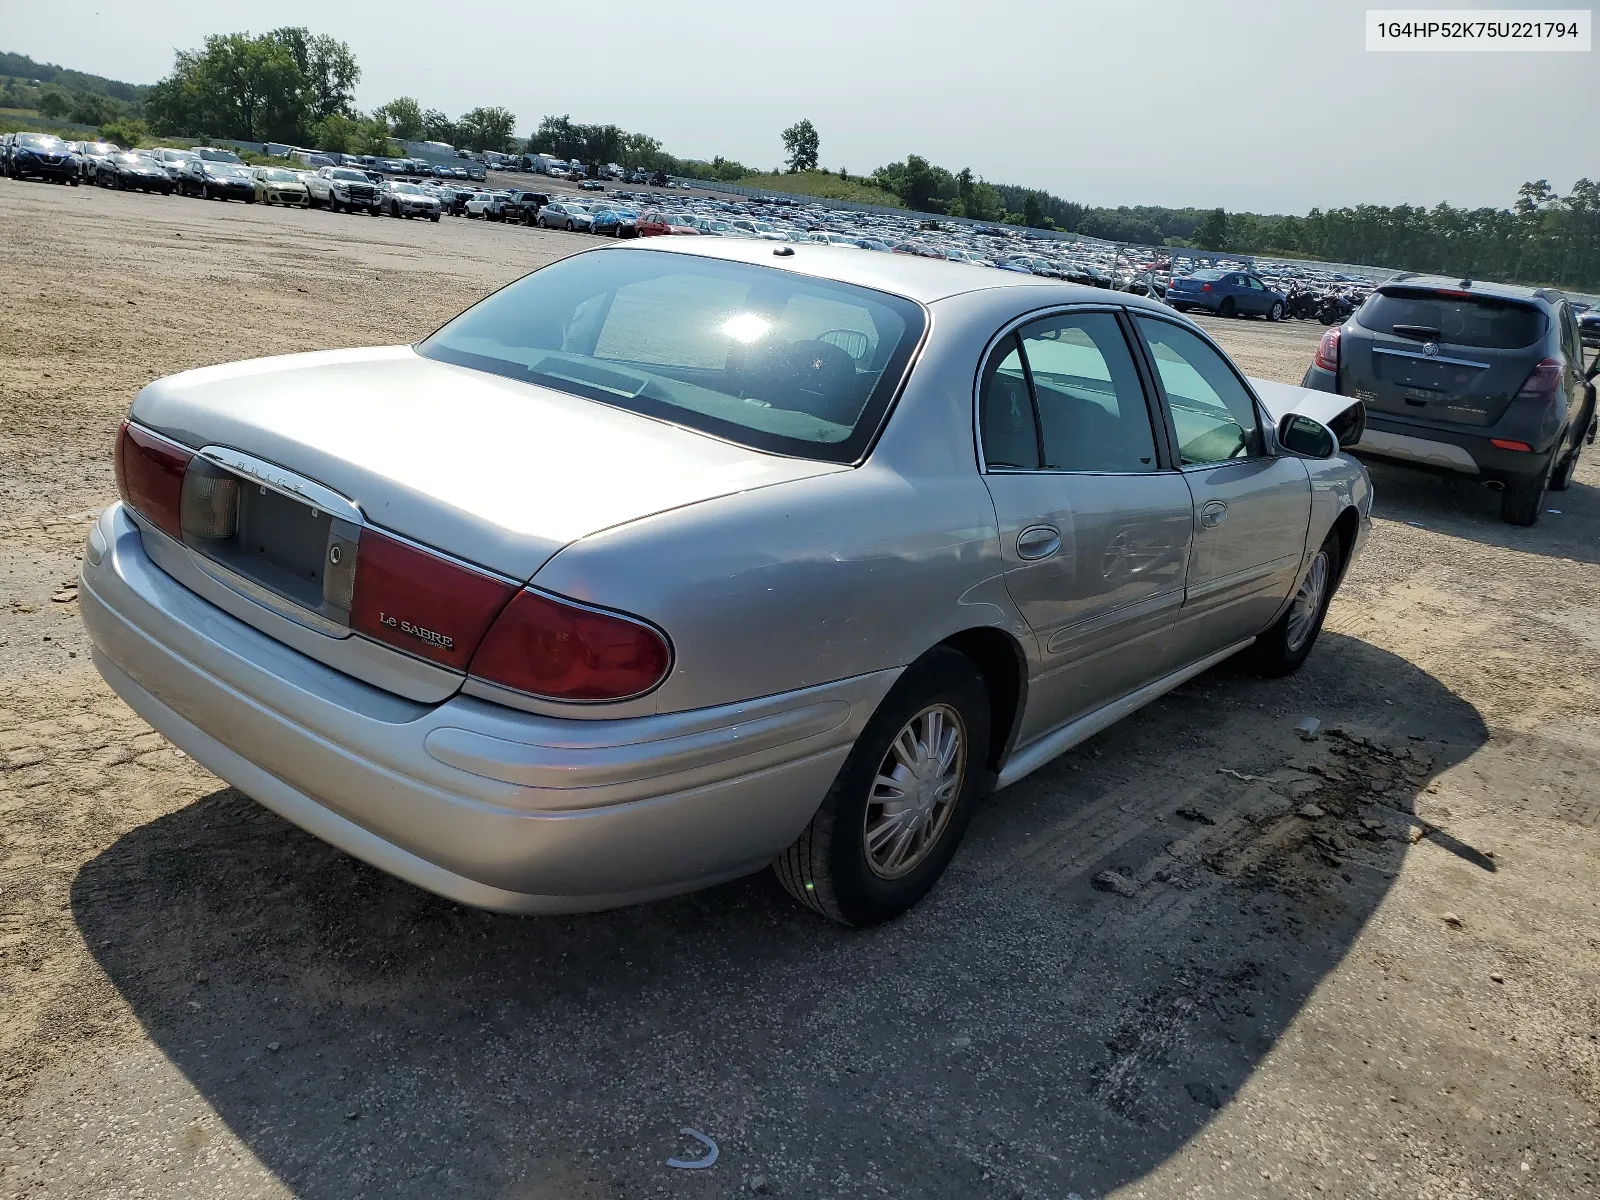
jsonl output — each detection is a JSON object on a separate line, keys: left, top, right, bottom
{"left": 457, "top": 105, "right": 516, "bottom": 152}
{"left": 531, "top": 114, "right": 581, "bottom": 159}
{"left": 35, "top": 84, "right": 70, "bottom": 118}
{"left": 421, "top": 109, "right": 457, "bottom": 145}
{"left": 98, "top": 117, "right": 150, "bottom": 148}
{"left": 267, "top": 27, "right": 359, "bottom": 122}
{"left": 145, "top": 32, "right": 308, "bottom": 141}
{"left": 1194, "top": 207, "right": 1229, "bottom": 250}
{"left": 375, "top": 96, "right": 425, "bottom": 141}
{"left": 781, "top": 118, "right": 820, "bottom": 172}
{"left": 68, "top": 90, "right": 120, "bottom": 125}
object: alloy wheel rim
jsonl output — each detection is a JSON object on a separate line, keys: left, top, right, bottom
{"left": 863, "top": 703, "right": 966, "bottom": 880}
{"left": 1286, "top": 551, "right": 1330, "bottom": 652}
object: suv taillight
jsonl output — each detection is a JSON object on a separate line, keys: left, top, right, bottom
{"left": 1314, "top": 327, "right": 1341, "bottom": 374}
{"left": 471, "top": 590, "right": 672, "bottom": 702}
{"left": 114, "top": 421, "right": 193, "bottom": 538}
{"left": 1514, "top": 357, "right": 1564, "bottom": 404}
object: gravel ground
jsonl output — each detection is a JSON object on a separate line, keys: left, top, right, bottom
{"left": 1, "top": 179, "right": 1598, "bottom": 1200}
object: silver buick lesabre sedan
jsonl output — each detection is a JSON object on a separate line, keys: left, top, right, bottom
{"left": 82, "top": 239, "right": 1371, "bottom": 926}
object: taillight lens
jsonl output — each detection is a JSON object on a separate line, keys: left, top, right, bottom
{"left": 349, "top": 530, "right": 516, "bottom": 672}
{"left": 471, "top": 590, "right": 672, "bottom": 702}
{"left": 1200, "top": 282, "right": 1212, "bottom": 292}
{"left": 114, "top": 421, "right": 193, "bottom": 538}
{"left": 1515, "top": 357, "right": 1563, "bottom": 404}
{"left": 1314, "top": 327, "right": 1341, "bottom": 373}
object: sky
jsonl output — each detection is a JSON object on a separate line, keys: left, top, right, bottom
{"left": 3, "top": 0, "right": 1595, "bottom": 213}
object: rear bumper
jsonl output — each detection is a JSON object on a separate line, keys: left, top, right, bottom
{"left": 1300, "top": 365, "right": 1552, "bottom": 482}
{"left": 1168, "top": 291, "right": 1218, "bottom": 310}
{"left": 81, "top": 505, "right": 887, "bottom": 913}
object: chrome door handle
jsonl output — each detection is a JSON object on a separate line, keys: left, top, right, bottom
{"left": 1016, "top": 525, "right": 1061, "bottom": 561}
{"left": 1199, "top": 501, "right": 1228, "bottom": 529}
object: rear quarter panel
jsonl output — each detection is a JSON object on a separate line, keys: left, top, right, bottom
{"left": 527, "top": 289, "right": 1048, "bottom": 717}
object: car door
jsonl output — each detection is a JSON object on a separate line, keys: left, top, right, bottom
{"left": 1131, "top": 314, "right": 1312, "bottom": 665}
{"left": 1243, "top": 275, "right": 1269, "bottom": 315}
{"left": 978, "top": 308, "right": 1195, "bottom": 741}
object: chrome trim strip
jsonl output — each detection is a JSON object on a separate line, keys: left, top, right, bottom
{"left": 197, "top": 446, "right": 365, "bottom": 525}
{"left": 1371, "top": 346, "right": 1490, "bottom": 371}
{"left": 190, "top": 552, "right": 352, "bottom": 639}
{"left": 997, "top": 637, "right": 1255, "bottom": 788}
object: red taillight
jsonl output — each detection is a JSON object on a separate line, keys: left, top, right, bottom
{"left": 471, "top": 590, "right": 672, "bottom": 702}
{"left": 114, "top": 421, "right": 193, "bottom": 538}
{"left": 1200, "top": 282, "right": 1212, "bottom": 292}
{"left": 349, "top": 530, "right": 516, "bottom": 671}
{"left": 1514, "top": 357, "right": 1563, "bottom": 405}
{"left": 1314, "top": 327, "right": 1341, "bottom": 373}
{"left": 1490, "top": 438, "right": 1533, "bottom": 452}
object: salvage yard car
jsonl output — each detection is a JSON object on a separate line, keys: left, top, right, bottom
{"left": 250, "top": 166, "right": 311, "bottom": 207}
{"left": 1167, "top": 269, "right": 1287, "bottom": 320}
{"left": 82, "top": 241, "right": 1370, "bottom": 926}
{"left": 305, "top": 166, "right": 381, "bottom": 213}
{"left": 100, "top": 151, "right": 175, "bottom": 194}
{"left": 177, "top": 159, "right": 257, "bottom": 202}
{"left": 1302, "top": 274, "right": 1595, "bottom": 525}
{"left": 6, "top": 132, "right": 80, "bottom": 183}
{"left": 381, "top": 181, "right": 443, "bottom": 221}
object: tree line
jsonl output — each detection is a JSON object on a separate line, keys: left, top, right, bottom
{"left": 11, "top": 30, "right": 1596, "bottom": 291}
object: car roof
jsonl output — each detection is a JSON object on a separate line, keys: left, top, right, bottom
{"left": 1382, "top": 272, "right": 1563, "bottom": 306}
{"left": 617, "top": 237, "right": 1144, "bottom": 305}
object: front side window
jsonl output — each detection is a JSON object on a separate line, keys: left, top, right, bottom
{"left": 1135, "top": 317, "right": 1262, "bottom": 466}
{"left": 419, "top": 250, "right": 924, "bottom": 462}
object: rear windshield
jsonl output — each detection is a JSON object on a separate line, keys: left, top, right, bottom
{"left": 1359, "top": 287, "right": 1546, "bottom": 350}
{"left": 419, "top": 249, "right": 925, "bottom": 462}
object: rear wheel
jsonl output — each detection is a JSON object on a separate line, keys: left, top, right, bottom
{"left": 1500, "top": 452, "right": 1554, "bottom": 525}
{"left": 774, "top": 647, "right": 990, "bottom": 926}
{"left": 1250, "top": 532, "right": 1339, "bottom": 676}
{"left": 1219, "top": 297, "right": 1236, "bottom": 318}
{"left": 1550, "top": 437, "right": 1580, "bottom": 492}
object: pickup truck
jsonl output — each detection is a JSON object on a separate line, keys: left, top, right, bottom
{"left": 500, "top": 190, "right": 551, "bottom": 224}
{"left": 304, "top": 167, "right": 382, "bottom": 214}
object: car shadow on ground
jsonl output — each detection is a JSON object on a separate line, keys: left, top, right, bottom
{"left": 71, "top": 635, "right": 1486, "bottom": 1199}
{"left": 1360, "top": 456, "right": 1600, "bottom": 565}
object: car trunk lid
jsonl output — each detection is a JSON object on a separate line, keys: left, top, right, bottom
{"left": 1341, "top": 286, "right": 1546, "bottom": 427}
{"left": 126, "top": 345, "right": 844, "bottom": 697}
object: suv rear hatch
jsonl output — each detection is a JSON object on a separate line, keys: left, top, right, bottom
{"left": 1342, "top": 286, "right": 1547, "bottom": 427}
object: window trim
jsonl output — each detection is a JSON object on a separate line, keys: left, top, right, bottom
{"left": 1127, "top": 310, "right": 1271, "bottom": 472}
{"left": 972, "top": 303, "right": 1174, "bottom": 477}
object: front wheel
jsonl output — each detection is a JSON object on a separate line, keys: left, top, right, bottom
{"left": 1250, "top": 533, "right": 1339, "bottom": 676}
{"left": 1269, "top": 301, "right": 1284, "bottom": 321}
{"left": 774, "top": 647, "right": 990, "bottom": 926}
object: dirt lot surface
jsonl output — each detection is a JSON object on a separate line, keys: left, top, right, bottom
{"left": 2, "top": 180, "right": 1598, "bottom": 1200}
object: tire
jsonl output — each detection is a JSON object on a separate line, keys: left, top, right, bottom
{"left": 1249, "top": 532, "right": 1340, "bottom": 677}
{"left": 1549, "top": 439, "right": 1580, "bottom": 492}
{"left": 202, "top": 185, "right": 210, "bottom": 201}
{"left": 1269, "top": 301, "right": 1284, "bottom": 321}
{"left": 1219, "top": 297, "right": 1236, "bottom": 318}
{"left": 430, "top": 212, "right": 440, "bottom": 222}
{"left": 774, "top": 647, "right": 991, "bottom": 926}
{"left": 1172, "top": 302, "right": 1190, "bottom": 313}
{"left": 1500, "top": 453, "right": 1554, "bottom": 525}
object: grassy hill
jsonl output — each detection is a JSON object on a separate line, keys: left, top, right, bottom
{"left": 0, "top": 51, "right": 149, "bottom": 103}
{"left": 732, "top": 170, "right": 903, "bottom": 208}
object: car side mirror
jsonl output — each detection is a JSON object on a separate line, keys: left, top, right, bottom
{"left": 1278, "top": 413, "right": 1338, "bottom": 459}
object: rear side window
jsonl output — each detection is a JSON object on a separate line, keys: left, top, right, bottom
{"left": 1358, "top": 288, "right": 1546, "bottom": 350}
{"left": 1016, "top": 313, "right": 1156, "bottom": 472}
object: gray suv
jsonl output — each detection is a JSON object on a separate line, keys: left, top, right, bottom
{"left": 1302, "top": 274, "right": 1597, "bottom": 525}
